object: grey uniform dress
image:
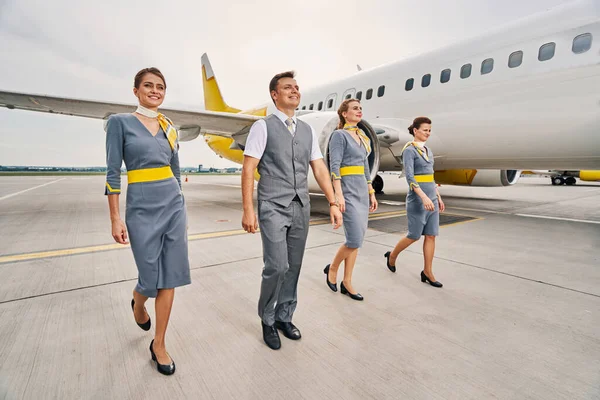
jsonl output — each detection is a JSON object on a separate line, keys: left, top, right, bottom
{"left": 402, "top": 143, "right": 439, "bottom": 240}
{"left": 105, "top": 113, "right": 191, "bottom": 298}
{"left": 329, "top": 129, "right": 371, "bottom": 248}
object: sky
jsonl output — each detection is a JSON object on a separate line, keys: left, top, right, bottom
{"left": 0, "top": 0, "right": 570, "bottom": 168}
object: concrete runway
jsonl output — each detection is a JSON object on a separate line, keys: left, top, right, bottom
{"left": 0, "top": 174, "right": 598, "bottom": 399}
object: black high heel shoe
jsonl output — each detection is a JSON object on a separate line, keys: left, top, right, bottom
{"left": 420, "top": 271, "right": 443, "bottom": 288}
{"left": 149, "top": 339, "right": 176, "bottom": 375}
{"left": 384, "top": 251, "right": 396, "bottom": 273}
{"left": 323, "top": 264, "right": 337, "bottom": 292}
{"left": 340, "top": 282, "right": 364, "bottom": 301}
{"left": 131, "top": 299, "right": 151, "bottom": 331}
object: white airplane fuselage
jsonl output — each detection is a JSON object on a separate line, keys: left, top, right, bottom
{"left": 265, "top": 0, "right": 600, "bottom": 172}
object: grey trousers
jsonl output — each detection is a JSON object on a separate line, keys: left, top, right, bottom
{"left": 257, "top": 198, "right": 310, "bottom": 326}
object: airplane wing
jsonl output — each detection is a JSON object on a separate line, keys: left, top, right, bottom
{"left": 0, "top": 90, "right": 260, "bottom": 141}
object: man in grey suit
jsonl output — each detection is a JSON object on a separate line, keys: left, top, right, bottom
{"left": 242, "top": 71, "right": 343, "bottom": 350}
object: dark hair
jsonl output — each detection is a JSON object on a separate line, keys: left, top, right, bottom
{"left": 269, "top": 71, "right": 295, "bottom": 104}
{"left": 134, "top": 67, "right": 167, "bottom": 89}
{"left": 408, "top": 116, "right": 431, "bottom": 136}
{"left": 337, "top": 98, "right": 361, "bottom": 129}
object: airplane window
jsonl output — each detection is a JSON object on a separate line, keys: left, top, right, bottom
{"left": 318, "top": 101, "right": 323, "bottom": 111}
{"left": 345, "top": 94, "right": 352, "bottom": 100}
{"left": 460, "top": 64, "right": 472, "bottom": 79}
{"left": 440, "top": 69, "right": 451, "bottom": 83}
{"left": 302, "top": 106, "right": 306, "bottom": 110}
{"left": 366, "top": 89, "right": 373, "bottom": 99}
{"left": 377, "top": 85, "right": 385, "bottom": 97}
{"left": 309, "top": 104, "right": 314, "bottom": 110}
{"left": 327, "top": 99, "right": 333, "bottom": 109}
{"left": 508, "top": 51, "right": 523, "bottom": 68}
{"left": 538, "top": 42, "right": 555, "bottom": 61}
{"left": 572, "top": 33, "right": 592, "bottom": 54}
{"left": 481, "top": 58, "right": 494, "bottom": 74}
{"left": 421, "top": 74, "right": 431, "bottom": 87}
{"left": 405, "top": 78, "right": 414, "bottom": 91}
{"left": 356, "top": 91, "right": 362, "bottom": 100}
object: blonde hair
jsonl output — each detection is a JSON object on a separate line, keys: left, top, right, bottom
{"left": 337, "top": 98, "right": 361, "bottom": 129}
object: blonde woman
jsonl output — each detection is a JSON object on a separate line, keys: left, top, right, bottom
{"left": 324, "top": 99, "right": 377, "bottom": 301}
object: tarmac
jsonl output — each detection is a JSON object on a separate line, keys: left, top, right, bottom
{"left": 0, "top": 174, "right": 598, "bottom": 400}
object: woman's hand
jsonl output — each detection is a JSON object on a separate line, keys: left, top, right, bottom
{"left": 421, "top": 196, "right": 435, "bottom": 211}
{"left": 337, "top": 193, "right": 346, "bottom": 213}
{"left": 111, "top": 219, "right": 128, "bottom": 244}
{"left": 438, "top": 196, "right": 445, "bottom": 212}
{"left": 369, "top": 193, "right": 378, "bottom": 212}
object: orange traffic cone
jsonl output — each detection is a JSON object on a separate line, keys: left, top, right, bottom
{"left": 185, "top": 175, "right": 188, "bottom": 183}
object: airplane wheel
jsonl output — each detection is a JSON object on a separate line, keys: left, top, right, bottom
{"left": 565, "top": 177, "right": 576, "bottom": 186}
{"left": 552, "top": 177, "right": 564, "bottom": 186}
{"left": 373, "top": 174, "right": 384, "bottom": 194}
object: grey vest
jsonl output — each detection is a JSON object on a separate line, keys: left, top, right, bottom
{"left": 257, "top": 114, "right": 312, "bottom": 207}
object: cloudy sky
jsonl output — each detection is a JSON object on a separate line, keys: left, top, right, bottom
{"left": 0, "top": 0, "right": 569, "bottom": 168}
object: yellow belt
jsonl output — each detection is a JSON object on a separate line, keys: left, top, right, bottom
{"left": 127, "top": 166, "right": 174, "bottom": 184}
{"left": 340, "top": 166, "right": 365, "bottom": 176}
{"left": 414, "top": 174, "right": 434, "bottom": 183}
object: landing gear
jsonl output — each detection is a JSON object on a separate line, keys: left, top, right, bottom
{"left": 373, "top": 174, "right": 384, "bottom": 194}
{"left": 551, "top": 176, "right": 576, "bottom": 185}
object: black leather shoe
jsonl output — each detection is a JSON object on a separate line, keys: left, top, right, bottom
{"left": 275, "top": 321, "right": 301, "bottom": 340}
{"left": 421, "top": 271, "right": 443, "bottom": 288}
{"left": 149, "top": 340, "right": 175, "bottom": 375}
{"left": 384, "top": 251, "right": 396, "bottom": 273}
{"left": 131, "top": 299, "right": 151, "bottom": 331}
{"left": 323, "top": 264, "right": 337, "bottom": 292}
{"left": 262, "top": 322, "right": 281, "bottom": 350}
{"left": 340, "top": 282, "right": 364, "bottom": 301}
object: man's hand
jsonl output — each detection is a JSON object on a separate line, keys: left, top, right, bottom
{"left": 242, "top": 210, "right": 259, "bottom": 233}
{"left": 330, "top": 205, "right": 343, "bottom": 229}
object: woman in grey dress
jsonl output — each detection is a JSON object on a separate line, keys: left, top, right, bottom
{"left": 324, "top": 99, "right": 378, "bottom": 300}
{"left": 383, "top": 117, "right": 445, "bottom": 288}
{"left": 105, "top": 67, "right": 190, "bottom": 375}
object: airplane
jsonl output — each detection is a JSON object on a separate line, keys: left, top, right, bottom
{"left": 1, "top": 0, "right": 599, "bottom": 195}
{"left": 522, "top": 170, "right": 600, "bottom": 185}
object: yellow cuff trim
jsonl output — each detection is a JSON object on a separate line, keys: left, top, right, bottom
{"left": 105, "top": 182, "right": 121, "bottom": 193}
{"left": 331, "top": 172, "right": 341, "bottom": 180}
{"left": 409, "top": 182, "right": 420, "bottom": 189}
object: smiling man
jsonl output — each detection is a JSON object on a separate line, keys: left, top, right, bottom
{"left": 241, "top": 71, "right": 343, "bottom": 350}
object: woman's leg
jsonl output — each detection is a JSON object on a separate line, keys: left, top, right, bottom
{"left": 329, "top": 244, "right": 353, "bottom": 284}
{"left": 132, "top": 289, "right": 149, "bottom": 324}
{"left": 153, "top": 288, "right": 175, "bottom": 364}
{"left": 389, "top": 236, "right": 418, "bottom": 266}
{"left": 423, "top": 235, "right": 436, "bottom": 281}
{"left": 342, "top": 248, "right": 360, "bottom": 294}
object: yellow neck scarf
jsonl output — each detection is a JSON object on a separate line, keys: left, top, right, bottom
{"left": 157, "top": 114, "right": 178, "bottom": 152}
{"left": 401, "top": 141, "right": 429, "bottom": 161}
{"left": 344, "top": 125, "right": 371, "bottom": 154}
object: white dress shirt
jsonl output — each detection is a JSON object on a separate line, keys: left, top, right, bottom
{"left": 243, "top": 109, "right": 323, "bottom": 161}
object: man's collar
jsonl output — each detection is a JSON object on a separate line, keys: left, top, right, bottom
{"left": 273, "top": 108, "right": 297, "bottom": 124}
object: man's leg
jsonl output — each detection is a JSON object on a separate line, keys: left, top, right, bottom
{"left": 257, "top": 201, "right": 292, "bottom": 326}
{"left": 275, "top": 200, "right": 310, "bottom": 323}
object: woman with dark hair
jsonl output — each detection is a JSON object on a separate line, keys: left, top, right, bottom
{"left": 324, "top": 99, "right": 378, "bottom": 300}
{"left": 105, "top": 67, "right": 190, "bottom": 375}
{"left": 384, "top": 117, "right": 445, "bottom": 288}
